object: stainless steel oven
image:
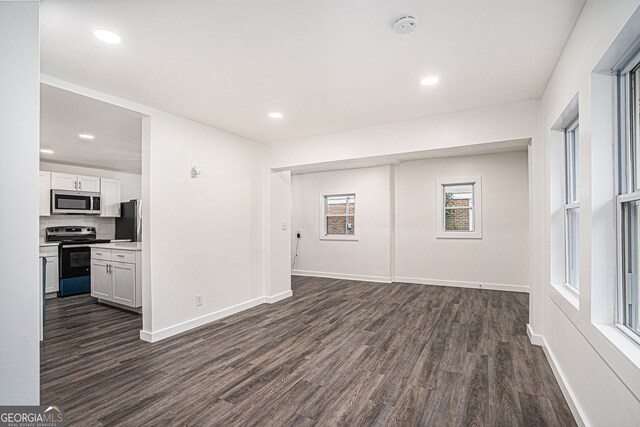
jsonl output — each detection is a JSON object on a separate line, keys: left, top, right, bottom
{"left": 46, "top": 227, "right": 111, "bottom": 296}
{"left": 51, "top": 190, "right": 101, "bottom": 215}
{"left": 60, "top": 245, "right": 91, "bottom": 280}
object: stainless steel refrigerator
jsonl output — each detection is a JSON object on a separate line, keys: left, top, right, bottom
{"left": 115, "top": 199, "right": 142, "bottom": 242}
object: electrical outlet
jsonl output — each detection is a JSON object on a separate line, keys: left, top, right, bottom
{"left": 196, "top": 294, "right": 203, "bottom": 306}
{"left": 281, "top": 221, "right": 288, "bottom": 230}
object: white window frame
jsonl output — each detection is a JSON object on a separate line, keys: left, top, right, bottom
{"left": 564, "top": 118, "right": 580, "bottom": 295}
{"left": 616, "top": 53, "right": 640, "bottom": 344}
{"left": 436, "top": 176, "right": 482, "bottom": 239}
{"left": 319, "top": 192, "right": 358, "bottom": 241}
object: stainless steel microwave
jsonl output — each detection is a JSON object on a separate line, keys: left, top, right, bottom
{"left": 51, "top": 190, "right": 101, "bottom": 215}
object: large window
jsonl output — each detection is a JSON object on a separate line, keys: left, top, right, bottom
{"left": 436, "top": 177, "right": 482, "bottom": 239}
{"left": 618, "top": 59, "right": 640, "bottom": 340}
{"left": 323, "top": 194, "right": 355, "bottom": 237}
{"left": 564, "top": 119, "right": 580, "bottom": 292}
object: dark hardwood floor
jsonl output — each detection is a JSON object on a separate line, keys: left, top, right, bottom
{"left": 41, "top": 276, "right": 575, "bottom": 426}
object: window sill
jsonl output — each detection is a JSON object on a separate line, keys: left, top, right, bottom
{"left": 436, "top": 232, "right": 482, "bottom": 239}
{"left": 593, "top": 323, "right": 640, "bottom": 375}
{"left": 549, "top": 282, "right": 640, "bottom": 400}
{"left": 550, "top": 282, "right": 580, "bottom": 311}
{"left": 320, "top": 235, "right": 359, "bottom": 241}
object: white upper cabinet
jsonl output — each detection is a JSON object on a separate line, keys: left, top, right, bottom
{"left": 39, "top": 171, "right": 51, "bottom": 216}
{"left": 78, "top": 175, "right": 100, "bottom": 192}
{"left": 100, "top": 178, "right": 121, "bottom": 217}
{"left": 50, "top": 172, "right": 78, "bottom": 191}
{"left": 50, "top": 172, "right": 101, "bottom": 192}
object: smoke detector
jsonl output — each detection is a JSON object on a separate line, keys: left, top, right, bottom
{"left": 394, "top": 15, "right": 417, "bottom": 34}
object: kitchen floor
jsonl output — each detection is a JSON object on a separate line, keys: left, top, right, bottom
{"left": 41, "top": 277, "right": 575, "bottom": 426}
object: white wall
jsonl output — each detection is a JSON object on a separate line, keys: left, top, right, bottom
{"left": 540, "top": 0, "right": 640, "bottom": 424}
{"left": 268, "top": 171, "right": 293, "bottom": 299}
{"left": 142, "top": 111, "right": 265, "bottom": 341}
{"left": 395, "top": 151, "right": 529, "bottom": 291}
{"left": 266, "top": 100, "right": 541, "bottom": 324}
{"left": 290, "top": 152, "right": 528, "bottom": 290}
{"left": 0, "top": 0, "right": 40, "bottom": 405}
{"left": 291, "top": 166, "right": 392, "bottom": 282}
{"left": 39, "top": 162, "right": 142, "bottom": 240}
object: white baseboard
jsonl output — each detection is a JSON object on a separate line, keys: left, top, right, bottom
{"left": 393, "top": 276, "right": 529, "bottom": 293}
{"left": 265, "top": 290, "right": 293, "bottom": 303}
{"left": 527, "top": 324, "right": 544, "bottom": 346}
{"left": 541, "top": 337, "right": 588, "bottom": 427}
{"left": 292, "top": 269, "right": 392, "bottom": 283}
{"left": 139, "top": 329, "right": 153, "bottom": 342}
{"left": 139, "top": 291, "right": 293, "bottom": 343}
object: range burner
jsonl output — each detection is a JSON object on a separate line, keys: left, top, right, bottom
{"left": 57, "top": 238, "right": 111, "bottom": 245}
{"left": 46, "top": 226, "right": 100, "bottom": 243}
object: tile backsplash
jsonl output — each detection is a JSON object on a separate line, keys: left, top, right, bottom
{"left": 40, "top": 216, "right": 116, "bottom": 240}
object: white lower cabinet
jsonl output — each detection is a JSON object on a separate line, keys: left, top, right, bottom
{"left": 40, "top": 245, "right": 59, "bottom": 294}
{"left": 91, "top": 259, "right": 112, "bottom": 300}
{"left": 91, "top": 248, "right": 141, "bottom": 309}
{"left": 44, "top": 256, "right": 59, "bottom": 293}
{"left": 112, "top": 262, "right": 136, "bottom": 306}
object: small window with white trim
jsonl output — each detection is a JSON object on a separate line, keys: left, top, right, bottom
{"left": 322, "top": 194, "right": 356, "bottom": 238}
{"left": 436, "top": 177, "right": 482, "bottom": 239}
{"left": 564, "top": 118, "right": 580, "bottom": 292}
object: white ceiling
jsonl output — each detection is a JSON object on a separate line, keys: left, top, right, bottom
{"left": 284, "top": 139, "right": 530, "bottom": 175}
{"left": 40, "top": 84, "right": 143, "bottom": 174}
{"left": 40, "top": 0, "right": 585, "bottom": 144}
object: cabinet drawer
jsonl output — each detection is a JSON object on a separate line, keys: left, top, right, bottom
{"left": 112, "top": 250, "right": 135, "bottom": 263}
{"left": 91, "top": 248, "right": 111, "bottom": 260}
{"left": 39, "top": 245, "right": 58, "bottom": 257}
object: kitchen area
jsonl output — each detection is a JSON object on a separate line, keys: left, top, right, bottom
{"left": 38, "top": 84, "right": 144, "bottom": 340}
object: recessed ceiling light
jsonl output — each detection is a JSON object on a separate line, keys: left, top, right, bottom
{"left": 420, "top": 76, "right": 440, "bottom": 86}
{"left": 268, "top": 112, "right": 283, "bottom": 119}
{"left": 40, "top": 149, "right": 54, "bottom": 154}
{"left": 79, "top": 133, "right": 95, "bottom": 140}
{"left": 93, "top": 28, "right": 122, "bottom": 45}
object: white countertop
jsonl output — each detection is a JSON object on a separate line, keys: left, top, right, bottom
{"left": 89, "top": 242, "right": 142, "bottom": 251}
{"left": 39, "top": 242, "right": 59, "bottom": 247}
{"left": 39, "top": 253, "right": 47, "bottom": 258}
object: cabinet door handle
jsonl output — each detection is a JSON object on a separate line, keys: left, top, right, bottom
{"left": 106, "top": 264, "right": 109, "bottom": 274}
{"left": 74, "top": 181, "right": 77, "bottom": 190}
{"left": 116, "top": 254, "right": 124, "bottom": 258}
{"left": 79, "top": 181, "right": 82, "bottom": 190}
